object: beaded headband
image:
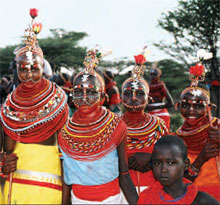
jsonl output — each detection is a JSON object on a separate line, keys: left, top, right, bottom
{"left": 73, "top": 48, "right": 105, "bottom": 92}
{"left": 181, "top": 87, "right": 210, "bottom": 103}
{"left": 122, "top": 52, "right": 149, "bottom": 93}
{"left": 15, "top": 8, "right": 43, "bottom": 61}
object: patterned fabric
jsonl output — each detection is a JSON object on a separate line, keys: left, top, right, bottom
{"left": 138, "top": 178, "right": 198, "bottom": 204}
{"left": 0, "top": 78, "right": 68, "bottom": 143}
{"left": 58, "top": 108, "right": 126, "bottom": 161}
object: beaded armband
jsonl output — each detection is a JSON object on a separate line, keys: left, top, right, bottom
{"left": 0, "top": 154, "right": 7, "bottom": 178}
{"left": 188, "top": 165, "right": 200, "bottom": 178}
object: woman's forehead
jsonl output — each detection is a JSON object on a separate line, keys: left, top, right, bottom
{"left": 181, "top": 91, "right": 206, "bottom": 101}
{"left": 123, "top": 80, "right": 145, "bottom": 89}
{"left": 74, "top": 74, "right": 99, "bottom": 85}
{"left": 17, "top": 53, "right": 43, "bottom": 64}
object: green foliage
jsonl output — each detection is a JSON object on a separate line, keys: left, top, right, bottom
{"left": 39, "top": 29, "right": 88, "bottom": 72}
{"left": 170, "top": 113, "right": 184, "bottom": 133}
{"left": 0, "top": 45, "right": 17, "bottom": 77}
{"left": 156, "top": 59, "right": 188, "bottom": 102}
{"left": 155, "top": 0, "right": 220, "bottom": 68}
{"left": 0, "top": 29, "right": 88, "bottom": 77}
{"left": 155, "top": 0, "right": 220, "bottom": 117}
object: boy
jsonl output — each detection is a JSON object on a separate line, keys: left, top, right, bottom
{"left": 138, "top": 135, "right": 219, "bottom": 204}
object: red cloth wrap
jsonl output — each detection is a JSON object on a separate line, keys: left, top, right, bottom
{"left": 109, "top": 93, "right": 121, "bottom": 105}
{"left": 105, "top": 81, "right": 121, "bottom": 105}
{"left": 129, "top": 170, "right": 156, "bottom": 187}
{"left": 1, "top": 79, "right": 69, "bottom": 143}
{"left": 138, "top": 178, "right": 198, "bottom": 204}
{"left": 198, "top": 184, "right": 220, "bottom": 201}
{"left": 72, "top": 178, "right": 120, "bottom": 201}
{"left": 149, "top": 81, "right": 167, "bottom": 101}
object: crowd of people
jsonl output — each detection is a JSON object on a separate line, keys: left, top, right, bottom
{"left": 0, "top": 9, "right": 219, "bottom": 205}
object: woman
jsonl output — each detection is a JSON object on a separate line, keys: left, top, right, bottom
{"left": 176, "top": 63, "right": 220, "bottom": 200}
{"left": 58, "top": 49, "right": 138, "bottom": 204}
{"left": 121, "top": 54, "right": 168, "bottom": 193}
{"left": 147, "top": 65, "right": 174, "bottom": 131}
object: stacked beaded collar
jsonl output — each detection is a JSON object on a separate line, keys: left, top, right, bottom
{"left": 58, "top": 108, "right": 126, "bottom": 161}
{"left": 122, "top": 113, "right": 168, "bottom": 151}
{"left": 176, "top": 117, "right": 218, "bottom": 154}
{"left": 0, "top": 79, "right": 68, "bottom": 143}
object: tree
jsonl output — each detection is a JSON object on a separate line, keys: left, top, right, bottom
{"left": 39, "top": 29, "right": 87, "bottom": 72}
{"left": 0, "top": 45, "right": 17, "bottom": 77}
{"left": 155, "top": 0, "right": 220, "bottom": 116}
{"left": 0, "top": 29, "right": 88, "bottom": 77}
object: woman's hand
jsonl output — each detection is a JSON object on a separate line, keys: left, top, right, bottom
{"left": 2, "top": 153, "right": 18, "bottom": 174}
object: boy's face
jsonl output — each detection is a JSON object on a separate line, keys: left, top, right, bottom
{"left": 180, "top": 92, "right": 207, "bottom": 125}
{"left": 122, "top": 81, "right": 148, "bottom": 112}
{"left": 152, "top": 144, "right": 187, "bottom": 188}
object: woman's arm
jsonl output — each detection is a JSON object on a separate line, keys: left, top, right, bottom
{"left": 61, "top": 160, "right": 71, "bottom": 205}
{"left": 117, "top": 138, "right": 138, "bottom": 204}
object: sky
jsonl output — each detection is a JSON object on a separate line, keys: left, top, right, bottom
{"left": 0, "top": 0, "right": 179, "bottom": 62}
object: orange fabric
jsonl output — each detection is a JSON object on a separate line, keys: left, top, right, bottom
{"left": 188, "top": 153, "right": 220, "bottom": 200}
{"left": 72, "top": 178, "right": 120, "bottom": 201}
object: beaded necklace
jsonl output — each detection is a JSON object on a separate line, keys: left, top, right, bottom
{"left": 122, "top": 112, "right": 168, "bottom": 151}
{"left": 0, "top": 78, "right": 69, "bottom": 143}
{"left": 58, "top": 109, "right": 126, "bottom": 161}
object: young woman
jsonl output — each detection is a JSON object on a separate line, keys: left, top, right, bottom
{"left": 121, "top": 54, "right": 168, "bottom": 193}
{"left": 58, "top": 49, "right": 138, "bottom": 204}
{"left": 138, "top": 135, "right": 218, "bottom": 204}
{"left": 0, "top": 10, "right": 68, "bottom": 204}
{"left": 176, "top": 63, "right": 220, "bottom": 200}
{"left": 147, "top": 66, "right": 174, "bottom": 131}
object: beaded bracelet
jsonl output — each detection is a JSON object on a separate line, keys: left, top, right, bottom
{"left": 188, "top": 165, "right": 200, "bottom": 177}
{"left": 120, "top": 171, "right": 129, "bottom": 175}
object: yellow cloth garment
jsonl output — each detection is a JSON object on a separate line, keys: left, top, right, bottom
{"left": 3, "top": 142, "right": 62, "bottom": 204}
{"left": 0, "top": 190, "right": 3, "bottom": 204}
